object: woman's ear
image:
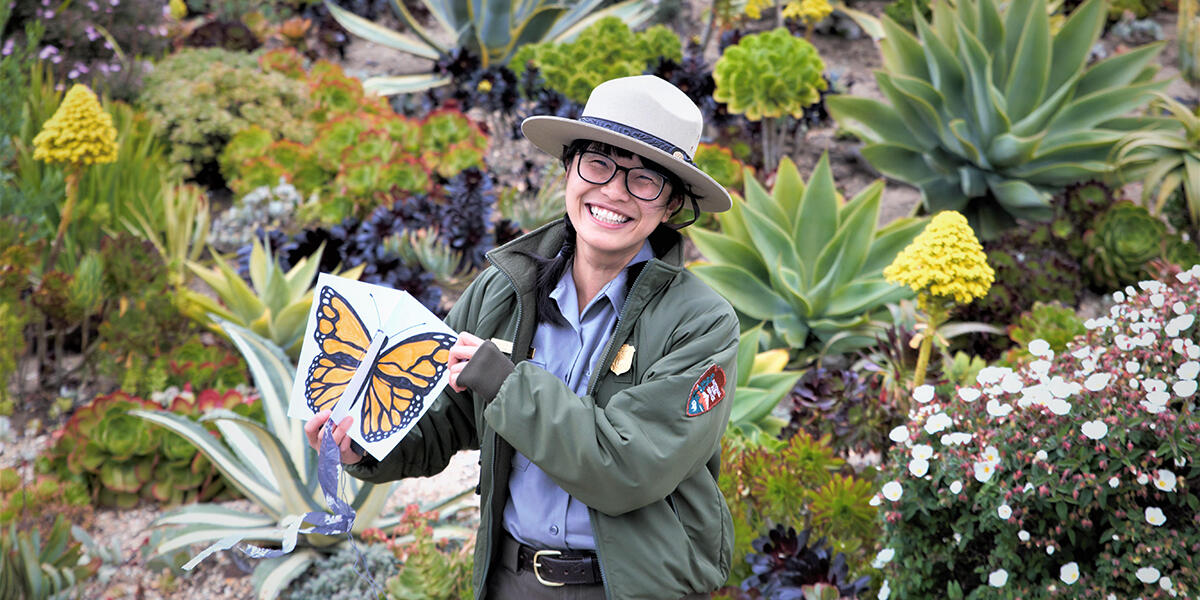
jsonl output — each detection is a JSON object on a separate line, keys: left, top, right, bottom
{"left": 661, "top": 194, "right": 684, "bottom": 223}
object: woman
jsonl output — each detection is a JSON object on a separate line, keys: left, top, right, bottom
{"left": 306, "top": 75, "right": 739, "bottom": 599}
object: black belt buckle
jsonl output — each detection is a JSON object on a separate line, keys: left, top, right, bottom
{"left": 533, "top": 549, "right": 564, "bottom": 587}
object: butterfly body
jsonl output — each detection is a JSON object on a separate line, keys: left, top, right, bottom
{"left": 305, "top": 286, "right": 454, "bottom": 443}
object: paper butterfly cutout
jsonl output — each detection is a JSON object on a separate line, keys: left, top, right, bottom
{"left": 305, "top": 286, "right": 454, "bottom": 442}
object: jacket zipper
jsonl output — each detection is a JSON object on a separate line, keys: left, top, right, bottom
{"left": 587, "top": 260, "right": 655, "bottom": 599}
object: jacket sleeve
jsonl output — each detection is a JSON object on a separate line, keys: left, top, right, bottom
{"left": 482, "top": 298, "right": 739, "bottom": 516}
{"left": 345, "top": 270, "right": 501, "bottom": 483}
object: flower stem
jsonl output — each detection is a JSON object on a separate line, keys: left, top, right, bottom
{"left": 44, "top": 168, "right": 81, "bottom": 273}
{"left": 911, "top": 298, "right": 948, "bottom": 390}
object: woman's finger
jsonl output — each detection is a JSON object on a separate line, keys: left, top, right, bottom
{"left": 304, "top": 410, "right": 331, "bottom": 450}
{"left": 457, "top": 331, "right": 485, "bottom": 345}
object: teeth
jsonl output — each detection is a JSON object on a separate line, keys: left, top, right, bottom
{"left": 589, "top": 205, "right": 629, "bottom": 225}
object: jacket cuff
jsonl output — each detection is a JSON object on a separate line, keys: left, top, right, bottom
{"left": 459, "top": 340, "right": 514, "bottom": 403}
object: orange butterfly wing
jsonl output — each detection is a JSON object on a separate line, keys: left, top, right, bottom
{"left": 359, "top": 332, "right": 455, "bottom": 442}
{"left": 305, "top": 287, "right": 372, "bottom": 415}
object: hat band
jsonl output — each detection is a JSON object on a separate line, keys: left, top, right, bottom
{"left": 578, "top": 117, "right": 695, "bottom": 165}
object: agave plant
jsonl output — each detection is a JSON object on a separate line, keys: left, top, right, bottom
{"left": 184, "top": 238, "right": 364, "bottom": 360}
{"left": 1113, "top": 93, "right": 1200, "bottom": 233}
{"left": 131, "top": 322, "right": 475, "bottom": 599}
{"left": 827, "top": 0, "right": 1170, "bottom": 239}
{"left": 728, "top": 324, "right": 804, "bottom": 437}
{"left": 688, "top": 153, "right": 925, "bottom": 359}
{"left": 324, "top": 0, "right": 655, "bottom": 94}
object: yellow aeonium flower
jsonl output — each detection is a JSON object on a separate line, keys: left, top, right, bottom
{"left": 884, "top": 210, "right": 994, "bottom": 307}
{"left": 744, "top": 0, "right": 774, "bottom": 20}
{"left": 33, "top": 84, "right": 118, "bottom": 168}
{"left": 782, "top": 0, "right": 833, "bottom": 23}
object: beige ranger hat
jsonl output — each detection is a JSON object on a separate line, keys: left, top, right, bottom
{"left": 520, "top": 75, "right": 733, "bottom": 213}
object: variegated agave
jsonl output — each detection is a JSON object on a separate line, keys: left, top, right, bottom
{"left": 687, "top": 154, "right": 925, "bottom": 359}
{"left": 325, "top": 0, "right": 655, "bottom": 95}
{"left": 827, "top": 0, "right": 1170, "bottom": 239}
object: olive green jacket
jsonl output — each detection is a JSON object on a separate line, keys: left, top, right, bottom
{"left": 346, "top": 221, "right": 739, "bottom": 599}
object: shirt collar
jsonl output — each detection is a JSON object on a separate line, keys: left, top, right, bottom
{"left": 549, "top": 240, "right": 655, "bottom": 323}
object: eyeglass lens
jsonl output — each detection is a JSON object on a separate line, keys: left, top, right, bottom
{"left": 577, "top": 151, "right": 666, "bottom": 201}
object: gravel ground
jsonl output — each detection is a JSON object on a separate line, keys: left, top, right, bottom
{"left": 1, "top": 429, "right": 480, "bottom": 600}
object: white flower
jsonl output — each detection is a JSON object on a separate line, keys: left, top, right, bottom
{"left": 1145, "top": 506, "right": 1166, "bottom": 526}
{"left": 924, "top": 412, "right": 952, "bottom": 434}
{"left": 888, "top": 426, "right": 909, "bottom": 443}
{"left": 1155, "top": 469, "right": 1178, "bottom": 492}
{"left": 1109, "top": 476, "right": 1120, "bottom": 488}
{"left": 975, "top": 366, "right": 1010, "bottom": 386}
{"left": 988, "top": 569, "right": 1008, "bottom": 587}
{"left": 1136, "top": 566, "right": 1161, "bottom": 584}
{"left": 1060, "top": 562, "right": 1080, "bottom": 585}
{"left": 1081, "top": 420, "right": 1108, "bottom": 440}
{"left": 1144, "top": 379, "right": 1167, "bottom": 393}
{"left": 1084, "top": 373, "right": 1111, "bottom": 391}
{"left": 1001, "top": 373, "right": 1024, "bottom": 393}
{"left": 911, "top": 444, "right": 934, "bottom": 460}
{"left": 986, "top": 399, "right": 1013, "bottom": 417}
{"left": 1166, "top": 314, "right": 1195, "bottom": 338}
{"left": 872, "top": 548, "right": 895, "bottom": 569}
{"left": 877, "top": 580, "right": 890, "bottom": 600}
{"left": 1177, "top": 457, "right": 1187, "bottom": 467}
{"left": 1151, "top": 293, "right": 1165, "bottom": 307}
{"left": 997, "top": 504, "right": 1012, "bottom": 519}
{"left": 1018, "top": 530, "right": 1030, "bottom": 541}
{"left": 949, "top": 480, "right": 962, "bottom": 494}
{"left": 913, "top": 384, "right": 935, "bottom": 404}
{"left": 882, "top": 481, "right": 903, "bottom": 502}
{"left": 974, "top": 461, "right": 997, "bottom": 483}
{"left": 940, "top": 432, "right": 972, "bottom": 446}
{"left": 1178, "top": 361, "right": 1200, "bottom": 380}
{"left": 1047, "top": 398, "right": 1072, "bottom": 415}
{"left": 1028, "top": 338, "right": 1052, "bottom": 357}
{"left": 1160, "top": 576, "right": 1174, "bottom": 591}
{"left": 1035, "top": 450, "right": 1048, "bottom": 461}
{"left": 1048, "top": 377, "right": 1077, "bottom": 398}
{"left": 1047, "top": 545, "right": 1055, "bottom": 555}
{"left": 958, "top": 388, "right": 981, "bottom": 403}
{"left": 983, "top": 446, "right": 1000, "bottom": 463}
{"left": 1138, "top": 473, "right": 1151, "bottom": 485}
{"left": 909, "top": 458, "right": 929, "bottom": 477}
{"left": 869, "top": 494, "right": 882, "bottom": 506}
{"left": 1174, "top": 380, "right": 1197, "bottom": 398}
{"left": 1142, "top": 400, "right": 1167, "bottom": 414}
{"left": 1113, "top": 291, "right": 1126, "bottom": 302}
{"left": 1126, "top": 360, "right": 1141, "bottom": 374}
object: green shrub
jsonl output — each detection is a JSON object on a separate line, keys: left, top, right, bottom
{"left": 875, "top": 271, "right": 1200, "bottom": 598}
{"left": 694, "top": 143, "right": 753, "bottom": 194}
{"left": 509, "top": 17, "right": 682, "bottom": 104}
{"left": 720, "top": 431, "right": 879, "bottom": 587}
{"left": 1108, "top": 0, "right": 1164, "bottom": 19}
{"left": 0, "top": 515, "right": 96, "bottom": 599}
{"left": 883, "top": 0, "right": 931, "bottom": 32}
{"left": 1001, "top": 301, "right": 1086, "bottom": 366}
{"left": 365, "top": 504, "right": 476, "bottom": 600}
{"left": 138, "top": 48, "right": 312, "bottom": 179}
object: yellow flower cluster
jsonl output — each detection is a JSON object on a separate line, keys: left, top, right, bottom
{"left": 884, "top": 211, "right": 994, "bottom": 306}
{"left": 744, "top": 0, "right": 773, "bottom": 19}
{"left": 33, "top": 84, "right": 118, "bottom": 168}
{"left": 783, "top": 0, "right": 833, "bottom": 23}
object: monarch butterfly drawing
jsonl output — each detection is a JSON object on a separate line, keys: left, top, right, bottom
{"left": 305, "top": 286, "right": 455, "bottom": 443}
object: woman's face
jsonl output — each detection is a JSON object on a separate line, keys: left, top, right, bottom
{"left": 565, "top": 148, "right": 677, "bottom": 265}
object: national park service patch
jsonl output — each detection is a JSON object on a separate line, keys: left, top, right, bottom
{"left": 686, "top": 365, "right": 726, "bottom": 417}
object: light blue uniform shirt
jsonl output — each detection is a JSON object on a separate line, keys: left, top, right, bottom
{"left": 502, "top": 241, "right": 655, "bottom": 550}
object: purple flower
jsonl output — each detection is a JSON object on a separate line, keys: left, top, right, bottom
{"left": 85, "top": 25, "right": 100, "bottom": 41}
{"left": 1, "top": 39, "right": 13, "bottom": 57}
{"left": 67, "top": 69, "right": 78, "bottom": 79}
{"left": 42, "top": 9, "right": 54, "bottom": 18}
{"left": 37, "top": 45, "right": 58, "bottom": 59}
{"left": 109, "top": 0, "right": 118, "bottom": 5}
{"left": 87, "top": 0, "right": 99, "bottom": 10}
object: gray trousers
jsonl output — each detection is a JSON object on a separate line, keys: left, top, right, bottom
{"left": 485, "top": 559, "right": 713, "bottom": 600}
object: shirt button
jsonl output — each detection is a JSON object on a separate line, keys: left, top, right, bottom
{"left": 549, "top": 525, "right": 559, "bottom": 535}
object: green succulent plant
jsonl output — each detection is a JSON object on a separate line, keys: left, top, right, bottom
{"left": 509, "top": 17, "right": 683, "bottom": 104}
{"left": 1001, "top": 300, "right": 1085, "bottom": 365}
{"left": 0, "top": 516, "right": 95, "bottom": 600}
{"left": 325, "top": 0, "right": 656, "bottom": 94}
{"left": 694, "top": 143, "right": 753, "bottom": 193}
{"left": 827, "top": 0, "right": 1170, "bottom": 239}
{"left": 1114, "top": 93, "right": 1200, "bottom": 237}
{"left": 687, "top": 153, "right": 925, "bottom": 360}
{"left": 1082, "top": 201, "right": 1166, "bottom": 290}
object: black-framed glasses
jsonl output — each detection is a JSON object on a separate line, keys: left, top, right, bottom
{"left": 576, "top": 151, "right": 667, "bottom": 201}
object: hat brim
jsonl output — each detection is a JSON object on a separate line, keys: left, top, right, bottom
{"left": 521, "top": 116, "right": 733, "bottom": 213}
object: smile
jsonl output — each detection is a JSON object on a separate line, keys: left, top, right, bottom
{"left": 588, "top": 204, "right": 632, "bottom": 225}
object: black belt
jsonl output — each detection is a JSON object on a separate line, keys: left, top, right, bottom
{"left": 499, "top": 532, "right": 602, "bottom": 586}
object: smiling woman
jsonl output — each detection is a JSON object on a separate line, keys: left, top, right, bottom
{"left": 308, "top": 75, "right": 740, "bottom": 600}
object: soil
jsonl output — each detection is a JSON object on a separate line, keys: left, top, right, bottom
{"left": 6, "top": 2, "right": 1200, "bottom": 598}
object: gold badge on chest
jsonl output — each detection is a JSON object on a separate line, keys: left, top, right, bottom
{"left": 610, "top": 344, "right": 635, "bottom": 375}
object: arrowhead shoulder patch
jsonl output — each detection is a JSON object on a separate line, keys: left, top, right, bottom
{"left": 686, "top": 365, "right": 726, "bottom": 417}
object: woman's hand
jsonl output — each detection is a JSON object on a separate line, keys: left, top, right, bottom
{"left": 447, "top": 331, "right": 485, "bottom": 392}
{"left": 304, "top": 410, "right": 363, "bottom": 465}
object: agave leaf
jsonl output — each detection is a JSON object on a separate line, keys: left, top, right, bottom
{"left": 213, "top": 253, "right": 268, "bottom": 323}
{"left": 823, "top": 189, "right": 881, "bottom": 290}
{"left": 878, "top": 16, "right": 931, "bottom": 80}
{"left": 860, "top": 144, "right": 939, "bottom": 182}
{"left": 152, "top": 524, "right": 291, "bottom": 557}
{"left": 987, "top": 177, "right": 1052, "bottom": 223}
{"left": 986, "top": 131, "right": 1044, "bottom": 168}
{"left": 1001, "top": 0, "right": 1049, "bottom": 120}
{"left": 252, "top": 552, "right": 319, "bottom": 600}
{"left": 507, "top": 7, "right": 568, "bottom": 59}
{"left": 772, "top": 155, "right": 806, "bottom": 226}
{"left": 1074, "top": 42, "right": 1165, "bottom": 98}
{"left": 833, "top": 2, "right": 885, "bottom": 40}
{"left": 689, "top": 265, "right": 792, "bottom": 320}
{"left": 350, "top": 481, "right": 399, "bottom": 535}
{"left": 929, "top": 0, "right": 957, "bottom": 49}
{"left": 202, "top": 411, "right": 321, "bottom": 516}
{"left": 406, "top": 0, "right": 457, "bottom": 41}
{"left": 774, "top": 313, "right": 811, "bottom": 349}
{"left": 1184, "top": 155, "right": 1200, "bottom": 225}
{"left": 739, "top": 201, "right": 802, "bottom": 275}
{"left": 219, "top": 321, "right": 305, "bottom": 465}
{"left": 862, "top": 217, "right": 926, "bottom": 275}
{"left": 949, "top": 119, "right": 984, "bottom": 165}
{"left": 825, "top": 96, "right": 916, "bottom": 148}
{"left": 249, "top": 238, "right": 269, "bottom": 298}
{"left": 771, "top": 265, "right": 814, "bottom": 316}
{"left": 130, "top": 410, "right": 284, "bottom": 513}
{"left": 877, "top": 74, "right": 946, "bottom": 151}
{"left": 386, "top": 0, "right": 453, "bottom": 54}
{"left": 914, "top": 16, "right": 967, "bottom": 118}
{"left": 324, "top": 0, "right": 441, "bottom": 59}
{"left": 284, "top": 243, "right": 324, "bottom": 299}
{"left": 719, "top": 187, "right": 753, "bottom": 244}
{"left": 1048, "top": 79, "right": 1170, "bottom": 134}
{"left": 742, "top": 169, "right": 791, "bottom": 226}
{"left": 827, "top": 279, "right": 911, "bottom": 317}
{"left": 1048, "top": 0, "right": 1104, "bottom": 94}
{"left": 546, "top": 0, "right": 654, "bottom": 43}
{"left": 274, "top": 301, "right": 313, "bottom": 353}
{"left": 794, "top": 155, "right": 839, "bottom": 277}
{"left": 362, "top": 74, "right": 455, "bottom": 96}
{"left": 975, "top": 0, "right": 1004, "bottom": 64}
{"left": 155, "top": 504, "right": 277, "bottom": 529}
{"left": 1002, "top": 0, "right": 1038, "bottom": 73}
{"left": 954, "top": 22, "right": 1007, "bottom": 141}
{"left": 736, "top": 324, "right": 764, "bottom": 388}
{"left": 687, "top": 227, "right": 770, "bottom": 283}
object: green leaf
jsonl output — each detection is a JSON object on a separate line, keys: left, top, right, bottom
{"left": 689, "top": 265, "right": 792, "bottom": 320}
{"left": 879, "top": 15, "right": 930, "bottom": 79}
{"left": 739, "top": 200, "right": 802, "bottom": 275}
{"left": 794, "top": 154, "right": 839, "bottom": 278}
{"left": 1002, "top": 0, "right": 1049, "bottom": 120}
{"left": 914, "top": 16, "right": 966, "bottom": 119}
{"left": 877, "top": 73, "right": 947, "bottom": 151}
{"left": 862, "top": 216, "right": 925, "bottom": 275}
{"left": 826, "top": 96, "right": 918, "bottom": 149}
{"left": 1048, "top": 0, "right": 1104, "bottom": 94}
{"left": 362, "top": 74, "right": 455, "bottom": 96}
{"left": 736, "top": 324, "right": 764, "bottom": 388}
{"left": 987, "top": 177, "right": 1053, "bottom": 221}
{"left": 252, "top": 550, "right": 319, "bottom": 600}
{"left": 687, "top": 225, "right": 771, "bottom": 283}
{"left": 1048, "top": 79, "right": 1169, "bottom": 135}
{"left": 986, "top": 132, "right": 1044, "bottom": 167}
{"left": 773, "top": 155, "right": 807, "bottom": 227}
{"left": 860, "top": 144, "right": 938, "bottom": 184}
{"left": 324, "top": 0, "right": 440, "bottom": 59}
{"left": 827, "top": 279, "right": 911, "bottom": 317}
{"left": 1074, "top": 42, "right": 1165, "bottom": 99}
